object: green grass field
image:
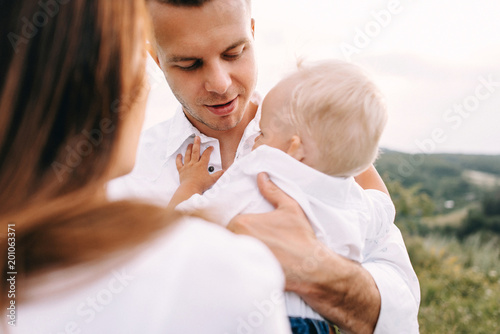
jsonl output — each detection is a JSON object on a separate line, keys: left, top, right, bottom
{"left": 376, "top": 150, "right": 500, "bottom": 332}
{"left": 405, "top": 233, "right": 500, "bottom": 333}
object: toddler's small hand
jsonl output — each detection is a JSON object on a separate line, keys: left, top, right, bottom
{"left": 175, "top": 136, "right": 224, "bottom": 194}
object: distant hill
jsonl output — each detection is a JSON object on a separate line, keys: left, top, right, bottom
{"left": 375, "top": 149, "right": 500, "bottom": 211}
{"left": 376, "top": 148, "right": 500, "bottom": 181}
{"left": 463, "top": 170, "right": 500, "bottom": 189}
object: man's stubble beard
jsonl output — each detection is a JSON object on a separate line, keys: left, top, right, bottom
{"left": 175, "top": 91, "right": 249, "bottom": 132}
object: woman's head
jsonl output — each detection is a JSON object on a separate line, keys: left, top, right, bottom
{"left": 0, "top": 0, "right": 150, "bottom": 213}
{"left": 0, "top": 1, "right": 179, "bottom": 305}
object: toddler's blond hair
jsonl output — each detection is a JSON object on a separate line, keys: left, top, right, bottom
{"left": 285, "top": 60, "right": 387, "bottom": 177}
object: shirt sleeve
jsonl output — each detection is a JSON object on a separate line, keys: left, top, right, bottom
{"left": 362, "top": 190, "right": 420, "bottom": 334}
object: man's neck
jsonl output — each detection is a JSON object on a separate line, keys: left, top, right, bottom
{"left": 187, "top": 101, "right": 258, "bottom": 170}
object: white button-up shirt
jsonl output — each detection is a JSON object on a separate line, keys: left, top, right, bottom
{"left": 107, "top": 100, "right": 420, "bottom": 333}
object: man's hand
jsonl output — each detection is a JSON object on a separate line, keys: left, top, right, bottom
{"left": 227, "top": 173, "right": 381, "bottom": 334}
{"left": 168, "top": 136, "right": 223, "bottom": 208}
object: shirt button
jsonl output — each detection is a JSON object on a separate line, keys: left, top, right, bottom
{"left": 208, "top": 166, "right": 215, "bottom": 173}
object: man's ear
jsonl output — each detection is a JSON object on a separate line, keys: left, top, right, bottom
{"left": 251, "top": 18, "right": 255, "bottom": 38}
{"left": 287, "top": 135, "right": 305, "bottom": 161}
{"left": 146, "top": 41, "right": 161, "bottom": 67}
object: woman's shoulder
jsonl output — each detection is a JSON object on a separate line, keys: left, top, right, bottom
{"left": 150, "top": 217, "right": 283, "bottom": 279}
{"left": 17, "top": 217, "right": 290, "bottom": 334}
{"left": 123, "top": 217, "right": 289, "bottom": 333}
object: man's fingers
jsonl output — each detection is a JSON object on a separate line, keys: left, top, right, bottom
{"left": 256, "top": 172, "right": 294, "bottom": 209}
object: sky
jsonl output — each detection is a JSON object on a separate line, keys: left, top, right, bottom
{"left": 144, "top": 0, "right": 500, "bottom": 155}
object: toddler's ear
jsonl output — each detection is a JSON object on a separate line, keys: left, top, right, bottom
{"left": 287, "top": 135, "right": 305, "bottom": 161}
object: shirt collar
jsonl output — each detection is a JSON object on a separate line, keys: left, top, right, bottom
{"left": 237, "top": 93, "right": 262, "bottom": 156}
{"left": 243, "top": 146, "right": 362, "bottom": 205}
{"left": 164, "top": 105, "right": 203, "bottom": 159}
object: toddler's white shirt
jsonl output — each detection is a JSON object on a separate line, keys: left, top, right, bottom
{"left": 178, "top": 145, "right": 397, "bottom": 321}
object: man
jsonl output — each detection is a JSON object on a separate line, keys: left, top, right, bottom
{"left": 108, "top": 0, "right": 420, "bottom": 332}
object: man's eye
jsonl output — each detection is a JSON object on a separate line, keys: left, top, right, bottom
{"left": 224, "top": 47, "right": 245, "bottom": 60}
{"left": 224, "top": 53, "right": 242, "bottom": 60}
{"left": 177, "top": 60, "right": 202, "bottom": 71}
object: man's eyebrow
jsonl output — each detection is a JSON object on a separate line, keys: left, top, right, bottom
{"left": 166, "top": 39, "right": 250, "bottom": 63}
{"left": 166, "top": 56, "right": 199, "bottom": 63}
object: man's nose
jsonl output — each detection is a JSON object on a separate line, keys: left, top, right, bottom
{"left": 204, "top": 62, "right": 231, "bottom": 95}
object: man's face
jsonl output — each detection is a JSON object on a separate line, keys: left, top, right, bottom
{"left": 149, "top": 0, "right": 257, "bottom": 132}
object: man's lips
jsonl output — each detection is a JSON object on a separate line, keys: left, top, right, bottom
{"left": 205, "top": 97, "right": 238, "bottom": 116}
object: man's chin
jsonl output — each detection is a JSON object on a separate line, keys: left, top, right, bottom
{"left": 205, "top": 115, "right": 242, "bottom": 132}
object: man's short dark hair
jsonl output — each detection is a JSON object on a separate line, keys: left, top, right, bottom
{"left": 150, "top": 0, "right": 251, "bottom": 7}
{"left": 150, "top": 0, "right": 212, "bottom": 7}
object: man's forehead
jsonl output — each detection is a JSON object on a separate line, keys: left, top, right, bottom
{"left": 150, "top": 0, "right": 251, "bottom": 55}
{"left": 149, "top": 0, "right": 250, "bottom": 25}
{"left": 212, "top": 0, "right": 251, "bottom": 16}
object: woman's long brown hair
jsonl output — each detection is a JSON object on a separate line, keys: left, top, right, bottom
{"left": 0, "top": 0, "right": 178, "bottom": 306}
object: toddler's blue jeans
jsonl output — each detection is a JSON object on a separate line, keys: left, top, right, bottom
{"left": 289, "top": 317, "right": 330, "bottom": 334}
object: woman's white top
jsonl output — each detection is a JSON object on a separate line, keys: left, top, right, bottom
{"left": 12, "top": 218, "right": 291, "bottom": 334}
